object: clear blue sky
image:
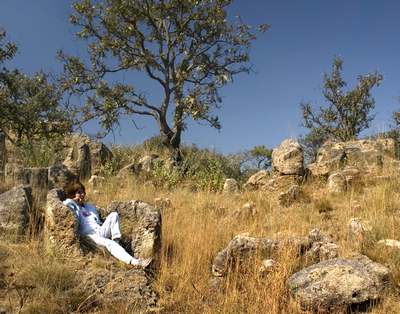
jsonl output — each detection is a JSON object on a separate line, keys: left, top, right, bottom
{"left": 1, "top": 0, "right": 399, "bottom": 153}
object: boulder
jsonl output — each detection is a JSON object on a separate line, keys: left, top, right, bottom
{"left": 44, "top": 189, "right": 82, "bottom": 257}
{"left": 14, "top": 167, "right": 49, "bottom": 205}
{"left": 211, "top": 234, "right": 280, "bottom": 277}
{"left": 341, "top": 166, "right": 361, "bottom": 186}
{"left": 243, "top": 170, "right": 269, "bottom": 190}
{"left": 272, "top": 139, "right": 304, "bottom": 175}
{"left": 77, "top": 266, "right": 158, "bottom": 311}
{"left": 348, "top": 218, "right": 372, "bottom": 242}
{"left": 278, "top": 185, "right": 301, "bottom": 207}
{"left": 0, "top": 132, "right": 5, "bottom": 180}
{"left": 87, "top": 141, "right": 113, "bottom": 175}
{"left": 223, "top": 178, "right": 239, "bottom": 193}
{"left": 230, "top": 202, "right": 257, "bottom": 219}
{"left": 138, "top": 155, "right": 158, "bottom": 172}
{"left": 43, "top": 192, "right": 161, "bottom": 311}
{"left": 307, "top": 139, "right": 397, "bottom": 177}
{"left": 265, "top": 174, "right": 301, "bottom": 192}
{"left": 211, "top": 229, "right": 334, "bottom": 278}
{"left": 63, "top": 142, "right": 91, "bottom": 181}
{"left": 0, "top": 186, "right": 32, "bottom": 237}
{"left": 106, "top": 201, "right": 162, "bottom": 265}
{"left": 48, "top": 164, "right": 79, "bottom": 191}
{"left": 288, "top": 255, "right": 391, "bottom": 312}
{"left": 327, "top": 172, "right": 346, "bottom": 193}
{"left": 63, "top": 134, "right": 113, "bottom": 179}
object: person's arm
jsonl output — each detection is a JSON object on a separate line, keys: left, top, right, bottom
{"left": 63, "top": 199, "right": 80, "bottom": 219}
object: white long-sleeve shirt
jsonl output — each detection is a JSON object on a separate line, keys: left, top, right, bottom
{"left": 63, "top": 198, "right": 101, "bottom": 235}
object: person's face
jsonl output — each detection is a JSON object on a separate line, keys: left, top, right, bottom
{"left": 73, "top": 189, "right": 86, "bottom": 204}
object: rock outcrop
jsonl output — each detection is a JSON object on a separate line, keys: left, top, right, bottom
{"left": 243, "top": 170, "right": 270, "bottom": 190}
{"left": 307, "top": 139, "right": 397, "bottom": 177}
{"left": 44, "top": 189, "right": 81, "bottom": 257}
{"left": 211, "top": 229, "right": 337, "bottom": 281}
{"left": 14, "top": 167, "right": 49, "bottom": 205}
{"left": 244, "top": 139, "right": 305, "bottom": 193}
{"left": 272, "top": 139, "right": 304, "bottom": 175}
{"left": 278, "top": 184, "right": 301, "bottom": 207}
{"left": 77, "top": 266, "right": 158, "bottom": 311}
{"left": 106, "top": 201, "right": 162, "bottom": 267}
{"left": 0, "top": 185, "right": 32, "bottom": 237}
{"left": 327, "top": 172, "right": 346, "bottom": 193}
{"left": 288, "top": 255, "right": 391, "bottom": 312}
{"left": 44, "top": 192, "right": 161, "bottom": 310}
{"left": 63, "top": 134, "right": 113, "bottom": 180}
{"left": 48, "top": 164, "right": 79, "bottom": 191}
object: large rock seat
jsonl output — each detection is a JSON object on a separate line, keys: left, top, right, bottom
{"left": 44, "top": 189, "right": 162, "bottom": 310}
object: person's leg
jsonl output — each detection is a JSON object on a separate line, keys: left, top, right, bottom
{"left": 87, "top": 233, "right": 140, "bottom": 265}
{"left": 99, "top": 212, "right": 121, "bottom": 241}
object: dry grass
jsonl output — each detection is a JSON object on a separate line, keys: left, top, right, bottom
{"left": 2, "top": 173, "right": 400, "bottom": 313}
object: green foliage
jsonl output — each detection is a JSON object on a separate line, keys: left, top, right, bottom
{"left": 301, "top": 56, "right": 382, "bottom": 148}
{"left": 182, "top": 147, "right": 239, "bottom": 191}
{"left": 0, "top": 29, "right": 72, "bottom": 148}
{"left": 60, "top": 0, "right": 267, "bottom": 157}
{"left": 11, "top": 137, "right": 65, "bottom": 167}
{"left": 110, "top": 140, "right": 243, "bottom": 191}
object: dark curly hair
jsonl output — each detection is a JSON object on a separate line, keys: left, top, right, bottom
{"left": 65, "top": 182, "right": 85, "bottom": 199}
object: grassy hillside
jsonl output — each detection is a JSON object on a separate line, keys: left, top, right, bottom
{"left": 2, "top": 171, "right": 400, "bottom": 313}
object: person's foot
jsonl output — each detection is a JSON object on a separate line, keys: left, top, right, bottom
{"left": 130, "top": 258, "right": 152, "bottom": 269}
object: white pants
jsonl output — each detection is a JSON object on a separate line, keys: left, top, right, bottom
{"left": 87, "top": 212, "right": 139, "bottom": 265}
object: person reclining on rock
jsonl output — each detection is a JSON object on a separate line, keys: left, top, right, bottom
{"left": 63, "top": 182, "right": 151, "bottom": 268}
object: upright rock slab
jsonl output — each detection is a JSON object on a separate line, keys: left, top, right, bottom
{"left": 0, "top": 132, "right": 5, "bottom": 180}
{"left": 44, "top": 189, "right": 81, "bottom": 257}
{"left": 48, "top": 164, "right": 79, "bottom": 191}
{"left": 106, "top": 201, "right": 162, "bottom": 265}
{"left": 288, "top": 255, "right": 391, "bottom": 312}
{"left": 63, "top": 134, "right": 113, "bottom": 179}
{"left": 14, "top": 167, "right": 49, "bottom": 205}
{"left": 0, "top": 186, "right": 32, "bottom": 237}
{"left": 272, "top": 139, "right": 304, "bottom": 175}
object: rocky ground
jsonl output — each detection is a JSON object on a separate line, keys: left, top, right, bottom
{"left": 1, "top": 136, "right": 400, "bottom": 313}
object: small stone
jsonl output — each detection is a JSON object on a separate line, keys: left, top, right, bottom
{"left": 348, "top": 218, "right": 372, "bottom": 241}
{"left": 259, "top": 259, "right": 277, "bottom": 276}
{"left": 223, "top": 178, "right": 239, "bottom": 193}
{"left": 327, "top": 172, "right": 346, "bottom": 193}
{"left": 377, "top": 239, "right": 400, "bottom": 251}
{"left": 88, "top": 175, "right": 106, "bottom": 189}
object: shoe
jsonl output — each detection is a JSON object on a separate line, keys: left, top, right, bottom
{"left": 140, "top": 258, "right": 153, "bottom": 268}
{"left": 131, "top": 257, "right": 152, "bottom": 269}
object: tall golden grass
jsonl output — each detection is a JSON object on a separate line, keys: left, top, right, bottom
{"left": 1, "top": 173, "right": 400, "bottom": 313}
